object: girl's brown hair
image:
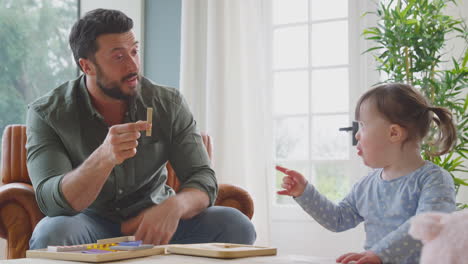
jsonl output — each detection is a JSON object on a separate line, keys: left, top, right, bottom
{"left": 355, "top": 83, "right": 457, "bottom": 156}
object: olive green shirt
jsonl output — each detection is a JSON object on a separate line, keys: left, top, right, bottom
{"left": 26, "top": 75, "right": 217, "bottom": 222}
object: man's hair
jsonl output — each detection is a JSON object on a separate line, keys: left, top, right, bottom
{"left": 69, "top": 9, "right": 133, "bottom": 71}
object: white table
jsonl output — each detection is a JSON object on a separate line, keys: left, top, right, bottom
{"left": 0, "top": 254, "right": 337, "bottom": 264}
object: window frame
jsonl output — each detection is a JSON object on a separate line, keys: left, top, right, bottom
{"left": 267, "top": 0, "right": 376, "bottom": 222}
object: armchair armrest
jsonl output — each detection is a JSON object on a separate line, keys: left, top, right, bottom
{"left": 0, "top": 183, "right": 44, "bottom": 259}
{"left": 215, "top": 184, "right": 254, "bottom": 219}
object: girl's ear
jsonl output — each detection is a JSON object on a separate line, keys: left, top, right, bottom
{"left": 79, "top": 58, "right": 96, "bottom": 76}
{"left": 389, "top": 124, "right": 407, "bottom": 143}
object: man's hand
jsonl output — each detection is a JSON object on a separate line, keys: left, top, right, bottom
{"left": 276, "top": 165, "right": 308, "bottom": 197}
{"left": 100, "top": 121, "right": 149, "bottom": 165}
{"left": 336, "top": 251, "right": 382, "bottom": 264}
{"left": 122, "top": 196, "right": 184, "bottom": 245}
{"left": 121, "top": 188, "right": 209, "bottom": 245}
{"left": 61, "top": 120, "right": 150, "bottom": 211}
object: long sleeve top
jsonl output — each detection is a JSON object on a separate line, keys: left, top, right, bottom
{"left": 295, "top": 161, "right": 456, "bottom": 264}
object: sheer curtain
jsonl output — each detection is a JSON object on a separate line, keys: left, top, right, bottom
{"left": 180, "top": 0, "right": 271, "bottom": 245}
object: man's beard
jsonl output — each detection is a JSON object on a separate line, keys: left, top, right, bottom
{"left": 95, "top": 65, "right": 140, "bottom": 100}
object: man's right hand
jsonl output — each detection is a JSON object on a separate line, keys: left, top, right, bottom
{"left": 100, "top": 121, "right": 150, "bottom": 165}
{"left": 61, "top": 120, "right": 150, "bottom": 211}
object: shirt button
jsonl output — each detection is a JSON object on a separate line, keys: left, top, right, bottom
{"left": 118, "top": 189, "right": 123, "bottom": 195}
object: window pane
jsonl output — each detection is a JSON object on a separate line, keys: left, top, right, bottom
{"left": 270, "top": 0, "right": 354, "bottom": 211}
{"left": 311, "top": 68, "right": 349, "bottom": 113}
{"left": 311, "top": 0, "right": 348, "bottom": 21}
{"left": 311, "top": 162, "right": 351, "bottom": 202}
{"left": 273, "top": 0, "right": 308, "bottom": 25}
{"left": 311, "top": 114, "right": 349, "bottom": 160}
{"left": 275, "top": 161, "right": 309, "bottom": 205}
{"left": 0, "top": 0, "right": 78, "bottom": 142}
{"left": 311, "top": 21, "right": 348, "bottom": 67}
{"left": 273, "top": 71, "right": 309, "bottom": 115}
{"left": 274, "top": 26, "right": 308, "bottom": 69}
{"left": 275, "top": 117, "right": 309, "bottom": 160}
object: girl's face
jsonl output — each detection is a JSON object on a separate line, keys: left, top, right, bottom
{"left": 355, "top": 100, "right": 394, "bottom": 168}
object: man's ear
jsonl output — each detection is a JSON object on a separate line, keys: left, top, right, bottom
{"left": 389, "top": 124, "right": 406, "bottom": 143}
{"left": 78, "top": 58, "right": 96, "bottom": 76}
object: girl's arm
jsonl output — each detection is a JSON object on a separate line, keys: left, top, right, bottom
{"left": 295, "top": 183, "right": 364, "bottom": 232}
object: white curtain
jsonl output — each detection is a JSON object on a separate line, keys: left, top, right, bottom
{"left": 180, "top": 0, "right": 271, "bottom": 245}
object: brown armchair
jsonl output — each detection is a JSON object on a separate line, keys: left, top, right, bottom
{"left": 0, "top": 124, "right": 254, "bottom": 259}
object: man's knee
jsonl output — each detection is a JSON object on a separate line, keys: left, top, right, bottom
{"left": 207, "top": 206, "right": 256, "bottom": 244}
{"left": 30, "top": 215, "right": 89, "bottom": 249}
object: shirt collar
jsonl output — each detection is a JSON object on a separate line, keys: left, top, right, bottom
{"left": 78, "top": 74, "right": 140, "bottom": 122}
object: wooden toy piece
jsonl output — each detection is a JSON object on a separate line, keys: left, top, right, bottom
{"left": 47, "top": 245, "right": 88, "bottom": 252}
{"left": 146, "top": 107, "right": 153, "bottom": 136}
{"left": 96, "top": 236, "right": 135, "bottom": 244}
{"left": 87, "top": 243, "right": 118, "bottom": 252}
{"left": 109, "top": 244, "right": 154, "bottom": 251}
{"left": 48, "top": 243, "right": 118, "bottom": 253}
{"left": 167, "top": 243, "right": 277, "bottom": 259}
{"left": 118, "top": 241, "right": 142, "bottom": 246}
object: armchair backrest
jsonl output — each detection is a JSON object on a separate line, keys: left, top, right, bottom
{"left": 1, "top": 125, "right": 213, "bottom": 190}
{"left": 1, "top": 125, "right": 29, "bottom": 184}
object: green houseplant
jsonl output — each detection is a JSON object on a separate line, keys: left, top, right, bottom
{"left": 363, "top": 0, "right": 468, "bottom": 207}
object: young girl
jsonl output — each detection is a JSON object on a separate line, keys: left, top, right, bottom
{"left": 277, "top": 83, "right": 457, "bottom": 264}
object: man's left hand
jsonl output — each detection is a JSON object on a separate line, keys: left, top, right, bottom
{"left": 121, "top": 196, "right": 184, "bottom": 245}
{"left": 336, "top": 251, "right": 382, "bottom": 264}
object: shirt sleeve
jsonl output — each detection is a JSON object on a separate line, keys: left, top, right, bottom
{"left": 26, "top": 108, "right": 78, "bottom": 216}
{"left": 167, "top": 95, "right": 218, "bottom": 206}
{"left": 295, "top": 183, "right": 364, "bottom": 232}
{"left": 370, "top": 169, "right": 456, "bottom": 264}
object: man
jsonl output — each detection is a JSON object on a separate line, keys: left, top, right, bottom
{"left": 27, "top": 8, "right": 256, "bottom": 249}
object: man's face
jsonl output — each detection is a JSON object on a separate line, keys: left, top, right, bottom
{"left": 92, "top": 31, "right": 140, "bottom": 100}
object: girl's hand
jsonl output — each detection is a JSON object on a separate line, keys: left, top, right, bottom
{"left": 276, "top": 165, "right": 308, "bottom": 197}
{"left": 336, "top": 251, "right": 382, "bottom": 264}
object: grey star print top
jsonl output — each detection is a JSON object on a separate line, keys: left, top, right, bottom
{"left": 295, "top": 161, "right": 456, "bottom": 264}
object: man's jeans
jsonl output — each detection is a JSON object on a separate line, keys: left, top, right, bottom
{"left": 30, "top": 206, "right": 256, "bottom": 249}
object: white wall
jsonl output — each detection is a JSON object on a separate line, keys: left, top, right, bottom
{"left": 446, "top": 0, "right": 468, "bottom": 205}
{"left": 443, "top": 0, "right": 468, "bottom": 68}
{"left": 0, "top": 239, "right": 5, "bottom": 259}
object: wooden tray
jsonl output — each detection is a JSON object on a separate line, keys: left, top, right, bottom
{"left": 26, "top": 246, "right": 164, "bottom": 262}
{"left": 26, "top": 236, "right": 165, "bottom": 263}
{"left": 167, "top": 243, "right": 277, "bottom": 259}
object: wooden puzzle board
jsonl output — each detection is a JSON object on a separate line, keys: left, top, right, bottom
{"left": 26, "top": 246, "right": 165, "bottom": 263}
{"left": 167, "top": 243, "right": 277, "bottom": 259}
{"left": 26, "top": 236, "right": 165, "bottom": 263}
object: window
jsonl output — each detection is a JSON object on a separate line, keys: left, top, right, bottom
{"left": 0, "top": 0, "right": 78, "bottom": 146}
{"left": 271, "top": 0, "right": 353, "bottom": 205}
{"left": 269, "top": 0, "right": 375, "bottom": 255}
